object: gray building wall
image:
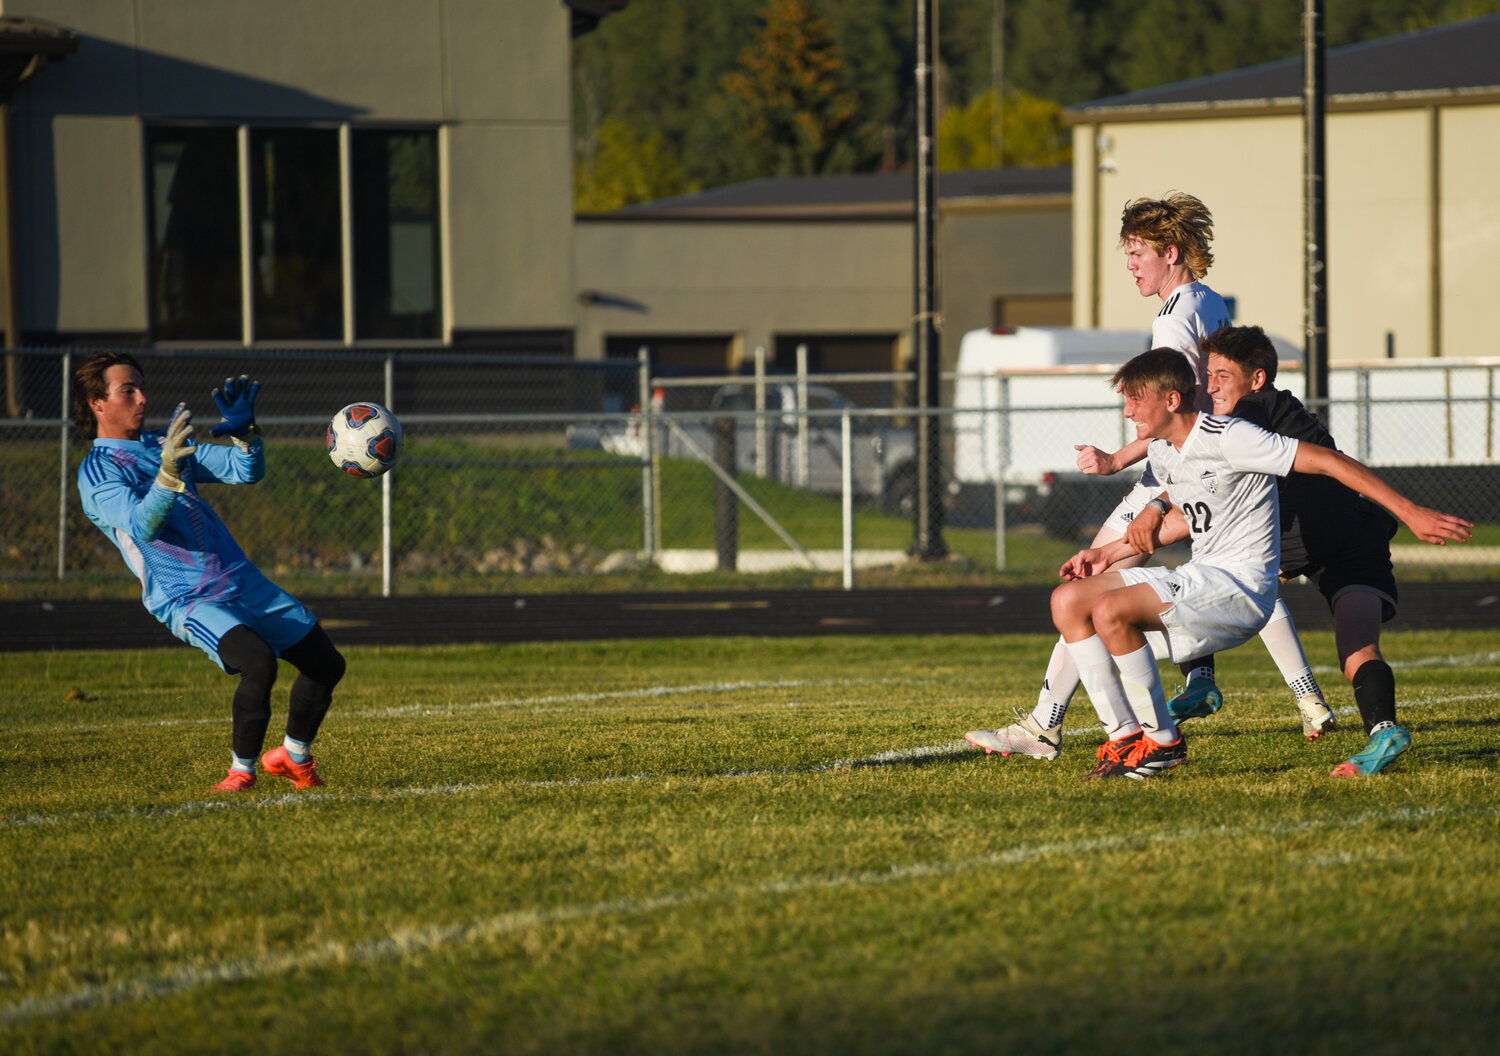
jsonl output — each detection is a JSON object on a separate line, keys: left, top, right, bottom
{"left": 575, "top": 195, "right": 1072, "bottom": 376}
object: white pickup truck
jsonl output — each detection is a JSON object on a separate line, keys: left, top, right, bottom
{"left": 950, "top": 325, "right": 1304, "bottom": 535}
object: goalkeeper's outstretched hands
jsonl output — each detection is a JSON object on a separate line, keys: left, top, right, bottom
{"left": 155, "top": 403, "right": 196, "bottom": 493}
{"left": 210, "top": 375, "right": 260, "bottom": 440}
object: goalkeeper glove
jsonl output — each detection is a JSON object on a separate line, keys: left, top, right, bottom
{"left": 156, "top": 404, "right": 195, "bottom": 493}
{"left": 210, "top": 375, "right": 260, "bottom": 441}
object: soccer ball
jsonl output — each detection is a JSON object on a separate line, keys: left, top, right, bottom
{"left": 327, "top": 403, "right": 403, "bottom": 478}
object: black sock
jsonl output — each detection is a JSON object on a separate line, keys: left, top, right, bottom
{"left": 1180, "top": 656, "right": 1214, "bottom": 682}
{"left": 1351, "top": 659, "right": 1397, "bottom": 735}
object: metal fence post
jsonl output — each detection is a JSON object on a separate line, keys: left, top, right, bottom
{"left": 796, "top": 343, "right": 809, "bottom": 488}
{"left": 638, "top": 347, "right": 656, "bottom": 562}
{"left": 382, "top": 354, "right": 394, "bottom": 597}
{"left": 57, "top": 351, "right": 71, "bottom": 580}
{"left": 1356, "top": 366, "right": 1370, "bottom": 462}
{"left": 995, "top": 376, "right": 1009, "bottom": 571}
{"left": 1488, "top": 365, "right": 1495, "bottom": 460}
{"left": 841, "top": 409, "right": 853, "bottom": 590}
{"left": 753, "top": 344, "right": 767, "bottom": 477}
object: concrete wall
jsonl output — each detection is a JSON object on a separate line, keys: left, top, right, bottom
{"left": 1441, "top": 103, "right": 1500, "bottom": 359}
{"left": 5, "top": 0, "right": 575, "bottom": 339}
{"left": 1072, "top": 101, "right": 1500, "bottom": 362}
{"left": 575, "top": 201, "right": 1072, "bottom": 374}
{"left": 939, "top": 199, "right": 1071, "bottom": 348}
{"left": 574, "top": 220, "right": 913, "bottom": 368}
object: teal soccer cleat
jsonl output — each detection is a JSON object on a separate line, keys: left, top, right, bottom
{"left": 1331, "top": 723, "right": 1411, "bottom": 777}
{"left": 1167, "top": 677, "right": 1223, "bottom": 723}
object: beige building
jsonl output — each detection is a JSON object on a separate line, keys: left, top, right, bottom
{"left": 1067, "top": 13, "right": 1500, "bottom": 361}
{"left": 1, "top": 0, "right": 604, "bottom": 352}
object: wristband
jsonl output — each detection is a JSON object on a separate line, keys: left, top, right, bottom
{"left": 231, "top": 422, "right": 262, "bottom": 451}
{"left": 1145, "top": 496, "right": 1170, "bottom": 516}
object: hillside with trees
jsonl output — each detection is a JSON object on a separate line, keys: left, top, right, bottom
{"left": 573, "top": 0, "right": 1500, "bottom": 210}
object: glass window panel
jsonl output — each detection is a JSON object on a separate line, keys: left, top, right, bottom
{"left": 250, "top": 128, "right": 343, "bottom": 341}
{"left": 352, "top": 130, "right": 440, "bottom": 339}
{"left": 146, "top": 126, "right": 241, "bottom": 341}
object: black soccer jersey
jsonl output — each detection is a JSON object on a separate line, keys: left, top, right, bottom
{"left": 1229, "top": 386, "right": 1397, "bottom": 576}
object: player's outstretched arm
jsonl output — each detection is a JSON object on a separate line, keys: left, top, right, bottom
{"left": 199, "top": 375, "right": 266, "bottom": 485}
{"left": 1121, "top": 499, "right": 1190, "bottom": 555}
{"left": 1060, "top": 538, "right": 1137, "bottom": 580}
{"left": 211, "top": 375, "right": 260, "bottom": 441}
{"left": 155, "top": 404, "right": 195, "bottom": 493}
{"left": 1075, "top": 434, "right": 1149, "bottom": 476}
{"left": 1292, "top": 444, "right": 1473, "bottom": 545}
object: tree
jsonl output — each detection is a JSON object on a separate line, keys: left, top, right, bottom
{"left": 937, "top": 89, "right": 1071, "bottom": 170}
{"left": 716, "top": 0, "right": 868, "bottom": 178}
{"left": 574, "top": 118, "right": 694, "bottom": 212}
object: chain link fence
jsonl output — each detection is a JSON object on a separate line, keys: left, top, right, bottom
{"left": 3, "top": 347, "right": 1497, "bottom": 597}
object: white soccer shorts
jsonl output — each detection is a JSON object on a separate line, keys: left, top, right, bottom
{"left": 1117, "top": 562, "right": 1276, "bottom": 663}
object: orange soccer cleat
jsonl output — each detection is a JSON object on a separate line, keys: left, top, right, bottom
{"left": 261, "top": 745, "right": 326, "bottom": 789}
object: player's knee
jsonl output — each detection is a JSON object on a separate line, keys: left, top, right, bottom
{"left": 320, "top": 647, "right": 347, "bottom": 689}
{"left": 1091, "top": 593, "right": 1126, "bottom": 635}
{"left": 237, "top": 646, "right": 279, "bottom": 692}
{"left": 298, "top": 643, "right": 346, "bottom": 689}
{"left": 1050, "top": 584, "right": 1088, "bottom": 630}
{"left": 219, "top": 626, "right": 279, "bottom": 690}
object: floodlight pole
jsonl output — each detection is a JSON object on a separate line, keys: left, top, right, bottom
{"left": 1303, "top": 0, "right": 1329, "bottom": 409}
{"left": 911, "top": 0, "right": 947, "bottom": 559}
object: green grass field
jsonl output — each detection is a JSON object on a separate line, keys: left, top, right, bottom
{"left": 4, "top": 631, "right": 1499, "bottom": 1054}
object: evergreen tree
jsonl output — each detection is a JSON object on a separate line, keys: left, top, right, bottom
{"left": 571, "top": 0, "right": 1500, "bottom": 203}
{"left": 716, "top": 0, "right": 868, "bottom": 179}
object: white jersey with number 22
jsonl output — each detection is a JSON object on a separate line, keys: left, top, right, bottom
{"left": 1146, "top": 413, "right": 1299, "bottom": 591}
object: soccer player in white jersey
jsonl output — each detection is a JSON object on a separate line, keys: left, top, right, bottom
{"left": 1049, "top": 347, "right": 1470, "bottom": 779}
{"left": 74, "top": 351, "right": 345, "bottom": 792}
{"left": 968, "top": 193, "right": 1331, "bottom": 761}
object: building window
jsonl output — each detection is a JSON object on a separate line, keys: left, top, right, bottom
{"left": 251, "top": 129, "right": 343, "bottom": 340}
{"left": 147, "top": 126, "right": 242, "bottom": 341}
{"left": 353, "top": 131, "right": 440, "bottom": 340}
{"left": 145, "top": 123, "right": 441, "bottom": 343}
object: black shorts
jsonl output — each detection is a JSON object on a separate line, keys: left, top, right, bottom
{"left": 1281, "top": 501, "right": 1399, "bottom": 622}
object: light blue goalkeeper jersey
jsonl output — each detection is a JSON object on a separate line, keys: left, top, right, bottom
{"left": 79, "top": 432, "right": 269, "bottom": 618}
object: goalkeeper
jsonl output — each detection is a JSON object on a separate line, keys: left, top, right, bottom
{"left": 74, "top": 351, "right": 345, "bottom": 792}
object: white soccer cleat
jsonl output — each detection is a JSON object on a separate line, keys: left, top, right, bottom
{"left": 966, "top": 710, "right": 1063, "bottom": 761}
{"left": 1297, "top": 692, "right": 1338, "bottom": 740}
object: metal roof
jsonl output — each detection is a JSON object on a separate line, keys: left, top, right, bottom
{"left": 1067, "top": 13, "right": 1500, "bottom": 121}
{"left": 581, "top": 165, "right": 1071, "bottom": 221}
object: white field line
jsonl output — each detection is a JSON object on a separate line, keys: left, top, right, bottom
{"left": 2, "top": 801, "right": 1487, "bottom": 1025}
{"left": 0, "top": 677, "right": 923, "bottom": 737}
{"left": 3, "top": 740, "right": 979, "bottom": 832}
{"left": 6, "top": 689, "right": 1488, "bottom": 834}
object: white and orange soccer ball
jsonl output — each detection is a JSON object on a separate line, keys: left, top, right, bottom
{"left": 327, "top": 402, "right": 403, "bottom": 478}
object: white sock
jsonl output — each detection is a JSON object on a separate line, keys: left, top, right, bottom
{"left": 230, "top": 753, "right": 256, "bottom": 774}
{"left": 1031, "top": 637, "right": 1081, "bottom": 729}
{"left": 1064, "top": 636, "right": 1139, "bottom": 740}
{"left": 1114, "top": 644, "right": 1178, "bottom": 745}
{"left": 1259, "top": 599, "right": 1322, "bottom": 698}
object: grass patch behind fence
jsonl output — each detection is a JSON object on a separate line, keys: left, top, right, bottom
{"left": 5, "top": 432, "right": 1498, "bottom": 599}
{"left": 3, "top": 630, "right": 1499, "bottom": 1054}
